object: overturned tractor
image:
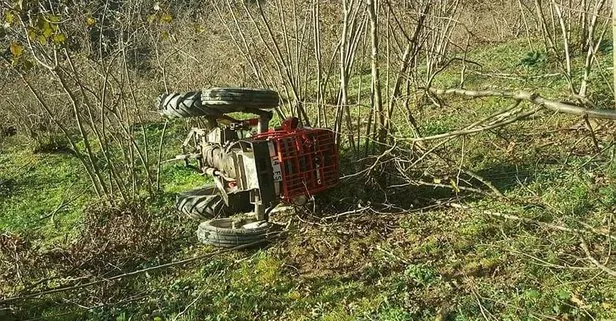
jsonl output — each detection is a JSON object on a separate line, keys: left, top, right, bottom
{"left": 158, "top": 88, "right": 340, "bottom": 247}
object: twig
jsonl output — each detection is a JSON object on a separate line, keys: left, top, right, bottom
{"left": 375, "top": 245, "right": 410, "bottom": 264}
{"left": 450, "top": 203, "right": 616, "bottom": 242}
{"left": 172, "top": 287, "right": 207, "bottom": 321}
{"left": 470, "top": 288, "right": 497, "bottom": 321}
{"left": 483, "top": 210, "right": 615, "bottom": 240}
{"left": 321, "top": 206, "right": 371, "bottom": 221}
{"left": 341, "top": 140, "right": 397, "bottom": 180}
{"left": 156, "top": 119, "right": 169, "bottom": 191}
{"left": 460, "top": 168, "right": 506, "bottom": 198}
{"left": 388, "top": 180, "right": 486, "bottom": 195}
{"left": 583, "top": 115, "right": 601, "bottom": 151}
{"left": 37, "top": 183, "right": 86, "bottom": 227}
{"left": 580, "top": 237, "right": 616, "bottom": 278}
{"left": 505, "top": 247, "right": 596, "bottom": 271}
{"left": 0, "top": 234, "right": 282, "bottom": 305}
{"left": 401, "top": 106, "right": 539, "bottom": 142}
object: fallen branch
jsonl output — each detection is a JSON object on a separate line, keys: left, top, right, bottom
{"left": 470, "top": 71, "right": 562, "bottom": 80}
{"left": 428, "top": 88, "right": 616, "bottom": 120}
{"left": 449, "top": 203, "right": 616, "bottom": 242}
{"left": 388, "top": 179, "right": 486, "bottom": 195}
{"left": 321, "top": 206, "right": 371, "bottom": 221}
{"left": 401, "top": 106, "right": 540, "bottom": 142}
{"left": 0, "top": 233, "right": 282, "bottom": 305}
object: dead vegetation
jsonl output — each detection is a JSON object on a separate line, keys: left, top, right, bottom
{"left": 0, "top": 202, "right": 187, "bottom": 310}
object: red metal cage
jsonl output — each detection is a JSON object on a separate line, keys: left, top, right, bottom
{"left": 254, "top": 124, "right": 339, "bottom": 201}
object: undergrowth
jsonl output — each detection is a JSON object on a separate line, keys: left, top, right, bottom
{"left": 1, "top": 39, "right": 615, "bottom": 320}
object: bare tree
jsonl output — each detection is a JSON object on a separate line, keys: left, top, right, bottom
{"left": 366, "top": 0, "right": 384, "bottom": 150}
{"left": 533, "top": 0, "right": 610, "bottom": 98}
{"left": 613, "top": 0, "right": 616, "bottom": 108}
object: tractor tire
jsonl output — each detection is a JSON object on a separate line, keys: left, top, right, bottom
{"left": 175, "top": 186, "right": 252, "bottom": 221}
{"left": 158, "top": 91, "right": 212, "bottom": 118}
{"left": 201, "top": 88, "right": 279, "bottom": 109}
{"left": 158, "top": 88, "right": 279, "bottom": 119}
{"left": 196, "top": 217, "right": 272, "bottom": 247}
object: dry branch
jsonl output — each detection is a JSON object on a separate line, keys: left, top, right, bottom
{"left": 400, "top": 104, "right": 539, "bottom": 142}
{"left": 580, "top": 237, "right": 616, "bottom": 277}
{"left": 0, "top": 234, "right": 282, "bottom": 305}
{"left": 428, "top": 88, "right": 616, "bottom": 120}
{"left": 450, "top": 203, "right": 616, "bottom": 242}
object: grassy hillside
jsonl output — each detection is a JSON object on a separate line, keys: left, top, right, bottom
{"left": 1, "top": 39, "right": 616, "bottom": 321}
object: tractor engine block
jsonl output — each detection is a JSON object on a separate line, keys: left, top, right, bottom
{"left": 179, "top": 118, "right": 339, "bottom": 218}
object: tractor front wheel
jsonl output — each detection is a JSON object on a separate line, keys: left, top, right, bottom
{"left": 175, "top": 186, "right": 252, "bottom": 221}
{"left": 196, "top": 216, "right": 272, "bottom": 247}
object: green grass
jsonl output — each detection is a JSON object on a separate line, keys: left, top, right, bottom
{"left": 1, "top": 38, "right": 616, "bottom": 321}
{"left": 0, "top": 123, "right": 206, "bottom": 244}
{"left": 0, "top": 137, "right": 89, "bottom": 243}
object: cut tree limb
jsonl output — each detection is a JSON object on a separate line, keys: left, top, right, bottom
{"left": 428, "top": 88, "right": 616, "bottom": 120}
{"left": 449, "top": 203, "right": 616, "bottom": 242}
{"left": 401, "top": 104, "right": 539, "bottom": 142}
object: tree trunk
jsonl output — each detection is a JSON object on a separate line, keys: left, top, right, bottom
{"left": 613, "top": 0, "right": 616, "bottom": 108}
{"left": 367, "top": 0, "right": 384, "bottom": 149}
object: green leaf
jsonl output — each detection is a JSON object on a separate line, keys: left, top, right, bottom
{"left": 37, "top": 34, "right": 47, "bottom": 45}
{"left": 524, "top": 289, "right": 541, "bottom": 300}
{"left": 36, "top": 16, "right": 46, "bottom": 30}
{"left": 9, "top": 42, "right": 23, "bottom": 57}
{"left": 160, "top": 13, "right": 173, "bottom": 23}
{"left": 21, "top": 59, "right": 33, "bottom": 71}
{"left": 449, "top": 178, "right": 460, "bottom": 193}
{"left": 555, "top": 289, "right": 570, "bottom": 300}
{"left": 27, "top": 27, "right": 37, "bottom": 40}
{"left": 21, "top": 59, "right": 33, "bottom": 70}
{"left": 4, "top": 12, "right": 14, "bottom": 24}
{"left": 42, "top": 22, "right": 53, "bottom": 38}
{"left": 52, "top": 33, "right": 66, "bottom": 45}
{"left": 47, "top": 15, "right": 61, "bottom": 23}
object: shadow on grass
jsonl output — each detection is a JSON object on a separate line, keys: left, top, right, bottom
{"left": 474, "top": 162, "right": 537, "bottom": 193}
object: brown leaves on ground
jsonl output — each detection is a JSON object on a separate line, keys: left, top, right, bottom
{"left": 274, "top": 214, "right": 399, "bottom": 277}
{"left": 0, "top": 202, "right": 183, "bottom": 301}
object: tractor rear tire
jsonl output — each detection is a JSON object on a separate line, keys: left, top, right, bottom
{"left": 158, "top": 88, "right": 279, "bottom": 119}
{"left": 201, "top": 88, "right": 279, "bottom": 109}
{"left": 158, "top": 91, "right": 211, "bottom": 118}
{"left": 196, "top": 217, "right": 272, "bottom": 247}
{"left": 175, "top": 186, "right": 252, "bottom": 221}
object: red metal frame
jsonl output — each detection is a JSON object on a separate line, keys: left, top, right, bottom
{"left": 253, "top": 121, "right": 339, "bottom": 201}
